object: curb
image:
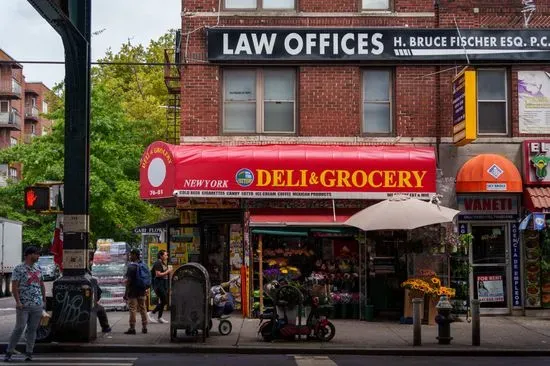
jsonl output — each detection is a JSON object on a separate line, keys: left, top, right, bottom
{"left": 2, "top": 343, "right": 550, "bottom": 357}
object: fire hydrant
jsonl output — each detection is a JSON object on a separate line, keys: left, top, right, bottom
{"left": 435, "top": 295, "right": 454, "bottom": 345}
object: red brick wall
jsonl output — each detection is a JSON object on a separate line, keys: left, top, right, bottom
{"left": 299, "top": 66, "right": 361, "bottom": 136}
{"left": 180, "top": 0, "right": 550, "bottom": 139}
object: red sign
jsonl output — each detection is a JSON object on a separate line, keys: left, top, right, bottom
{"left": 523, "top": 140, "right": 550, "bottom": 185}
{"left": 140, "top": 142, "right": 437, "bottom": 200}
{"left": 24, "top": 186, "right": 50, "bottom": 211}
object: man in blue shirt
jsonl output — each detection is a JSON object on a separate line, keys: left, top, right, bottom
{"left": 3, "top": 246, "right": 46, "bottom": 362}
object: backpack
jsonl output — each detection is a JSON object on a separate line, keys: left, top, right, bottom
{"left": 134, "top": 262, "right": 152, "bottom": 289}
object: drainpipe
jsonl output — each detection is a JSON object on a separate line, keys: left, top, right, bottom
{"left": 434, "top": 0, "right": 441, "bottom": 165}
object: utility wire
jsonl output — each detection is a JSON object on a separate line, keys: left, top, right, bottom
{"left": 0, "top": 60, "right": 175, "bottom": 66}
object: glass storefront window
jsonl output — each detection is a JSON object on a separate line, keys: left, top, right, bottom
{"left": 472, "top": 225, "right": 506, "bottom": 264}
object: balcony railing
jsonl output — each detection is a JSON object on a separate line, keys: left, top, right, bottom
{"left": 25, "top": 105, "right": 39, "bottom": 120}
{"left": 0, "top": 111, "right": 21, "bottom": 130}
{"left": 0, "top": 78, "right": 22, "bottom": 98}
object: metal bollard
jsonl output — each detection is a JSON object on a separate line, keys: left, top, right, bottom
{"left": 413, "top": 298, "right": 423, "bottom": 346}
{"left": 471, "top": 299, "right": 480, "bottom": 346}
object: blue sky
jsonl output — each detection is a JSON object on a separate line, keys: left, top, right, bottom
{"left": 1, "top": 0, "right": 180, "bottom": 88}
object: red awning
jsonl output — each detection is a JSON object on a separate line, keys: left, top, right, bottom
{"left": 249, "top": 208, "right": 359, "bottom": 226}
{"left": 524, "top": 187, "right": 550, "bottom": 212}
{"left": 140, "top": 142, "right": 437, "bottom": 201}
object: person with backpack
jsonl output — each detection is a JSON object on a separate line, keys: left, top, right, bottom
{"left": 148, "top": 249, "right": 171, "bottom": 324}
{"left": 123, "top": 248, "right": 150, "bottom": 335}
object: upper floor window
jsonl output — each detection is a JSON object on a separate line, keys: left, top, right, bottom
{"left": 10, "top": 137, "right": 17, "bottom": 146}
{"left": 0, "top": 101, "right": 8, "bottom": 113}
{"left": 362, "top": 0, "right": 390, "bottom": 10}
{"left": 223, "top": 68, "right": 296, "bottom": 134}
{"left": 42, "top": 101, "right": 48, "bottom": 114}
{"left": 477, "top": 69, "right": 508, "bottom": 135}
{"left": 363, "top": 69, "right": 393, "bottom": 134}
{"left": 224, "top": 0, "right": 294, "bottom": 10}
{"left": 9, "top": 167, "right": 17, "bottom": 179}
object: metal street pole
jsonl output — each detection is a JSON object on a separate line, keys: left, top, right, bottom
{"left": 27, "top": 0, "right": 96, "bottom": 341}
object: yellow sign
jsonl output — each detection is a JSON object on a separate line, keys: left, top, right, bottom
{"left": 256, "top": 169, "right": 428, "bottom": 189}
{"left": 452, "top": 68, "right": 477, "bottom": 146}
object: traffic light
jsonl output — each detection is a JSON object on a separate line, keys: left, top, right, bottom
{"left": 24, "top": 186, "right": 50, "bottom": 211}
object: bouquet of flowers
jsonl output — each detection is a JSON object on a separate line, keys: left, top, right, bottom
{"left": 401, "top": 274, "right": 456, "bottom": 299}
{"left": 263, "top": 268, "right": 281, "bottom": 282}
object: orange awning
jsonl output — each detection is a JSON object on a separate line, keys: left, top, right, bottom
{"left": 456, "top": 154, "right": 522, "bottom": 193}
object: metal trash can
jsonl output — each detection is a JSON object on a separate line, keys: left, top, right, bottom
{"left": 170, "top": 262, "right": 210, "bottom": 342}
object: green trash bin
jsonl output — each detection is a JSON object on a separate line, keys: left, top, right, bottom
{"left": 364, "top": 304, "right": 374, "bottom": 321}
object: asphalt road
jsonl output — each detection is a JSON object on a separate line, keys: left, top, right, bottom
{"left": 0, "top": 354, "right": 548, "bottom": 366}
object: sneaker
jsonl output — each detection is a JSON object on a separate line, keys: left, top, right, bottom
{"left": 102, "top": 327, "right": 112, "bottom": 333}
{"left": 142, "top": 327, "right": 148, "bottom": 334}
{"left": 3, "top": 352, "right": 12, "bottom": 362}
{"left": 158, "top": 318, "right": 168, "bottom": 324}
{"left": 25, "top": 353, "right": 32, "bottom": 361}
{"left": 147, "top": 312, "right": 158, "bottom": 323}
{"left": 124, "top": 328, "right": 136, "bottom": 335}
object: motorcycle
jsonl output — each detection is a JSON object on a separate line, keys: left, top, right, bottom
{"left": 258, "top": 282, "right": 335, "bottom": 342}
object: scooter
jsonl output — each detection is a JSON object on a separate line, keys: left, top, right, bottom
{"left": 258, "top": 285, "right": 335, "bottom": 342}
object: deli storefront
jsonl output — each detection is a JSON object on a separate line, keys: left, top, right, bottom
{"left": 139, "top": 141, "right": 437, "bottom": 317}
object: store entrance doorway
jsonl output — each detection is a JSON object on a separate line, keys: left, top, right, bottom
{"left": 470, "top": 224, "right": 510, "bottom": 313}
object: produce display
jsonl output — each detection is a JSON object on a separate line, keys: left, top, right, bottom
{"left": 524, "top": 230, "right": 550, "bottom": 308}
{"left": 92, "top": 239, "right": 129, "bottom": 310}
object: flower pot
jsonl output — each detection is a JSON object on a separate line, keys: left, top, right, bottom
{"left": 364, "top": 304, "right": 374, "bottom": 321}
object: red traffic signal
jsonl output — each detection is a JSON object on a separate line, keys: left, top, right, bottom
{"left": 24, "top": 186, "right": 50, "bottom": 211}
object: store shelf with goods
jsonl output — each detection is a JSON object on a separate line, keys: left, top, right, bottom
{"left": 92, "top": 239, "right": 129, "bottom": 310}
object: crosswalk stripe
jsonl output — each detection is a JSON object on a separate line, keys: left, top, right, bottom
{"left": 0, "top": 363, "right": 133, "bottom": 366}
{"left": 33, "top": 358, "right": 137, "bottom": 361}
{"left": 293, "top": 355, "right": 337, "bottom": 366}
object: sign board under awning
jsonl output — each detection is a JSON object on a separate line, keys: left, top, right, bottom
{"left": 139, "top": 142, "right": 437, "bottom": 200}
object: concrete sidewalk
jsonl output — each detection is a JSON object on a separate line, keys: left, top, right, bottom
{"left": 1, "top": 308, "right": 550, "bottom": 355}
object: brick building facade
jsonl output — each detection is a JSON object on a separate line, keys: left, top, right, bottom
{"left": 140, "top": 0, "right": 550, "bottom": 318}
{"left": 0, "top": 49, "right": 54, "bottom": 185}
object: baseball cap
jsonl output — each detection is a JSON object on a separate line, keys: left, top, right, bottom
{"left": 24, "top": 246, "right": 40, "bottom": 257}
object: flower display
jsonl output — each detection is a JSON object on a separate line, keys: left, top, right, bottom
{"left": 401, "top": 274, "right": 455, "bottom": 299}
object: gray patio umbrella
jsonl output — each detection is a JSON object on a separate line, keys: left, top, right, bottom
{"left": 345, "top": 195, "right": 460, "bottom": 231}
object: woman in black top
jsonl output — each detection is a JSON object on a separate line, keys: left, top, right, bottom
{"left": 148, "top": 250, "right": 171, "bottom": 323}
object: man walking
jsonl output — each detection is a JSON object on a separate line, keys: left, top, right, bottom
{"left": 124, "top": 249, "right": 148, "bottom": 335}
{"left": 148, "top": 250, "right": 171, "bottom": 324}
{"left": 3, "top": 246, "right": 46, "bottom": 362}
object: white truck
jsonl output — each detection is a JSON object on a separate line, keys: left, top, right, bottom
{"left": 0, "top": 218, "right": 23, "bottom": 297}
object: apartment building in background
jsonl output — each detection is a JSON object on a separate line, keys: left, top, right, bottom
{"left": 0, "top": 49, "right": 54, "bottom": 186}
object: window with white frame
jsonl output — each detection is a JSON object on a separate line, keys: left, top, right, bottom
{"left": 10, "top": 137, "right": 17, "bottom": 146}
{"left": 362, "top": 0, "right": 390, "bottom": 10}
{"left": 224, "top": 0, "right": 294, "bottom": 10}
{"left": 363, "top": 70, "right": 392, "bottom": 134}
{"left": 42, "top": 100, "right": 48, "bottom": 114}
{"left": 477, "top": 69, "right": 508, "bottom": 134}
{"left": 0, "top": 101, "right": 8, "bottom": 113}
{"left": 31, "top": 124, "right": 36, "bottom": 134}
{"left": 9, "top": 168, "right": 17, "bottom": 179}
{"left": 223, "top": 69, "right": 296, "bottom": 134}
